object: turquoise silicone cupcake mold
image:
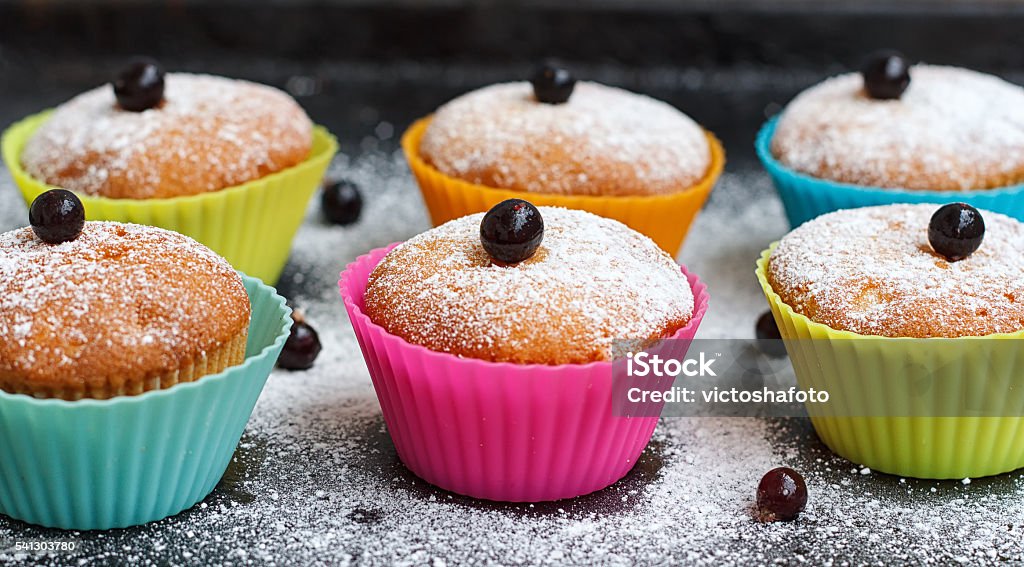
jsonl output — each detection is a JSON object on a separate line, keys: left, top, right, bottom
{"left": 756, "top": 116, "right": 1024, "bottom": 228}
{"left": 0, "top": 275, "right": 291, "bottom": 530}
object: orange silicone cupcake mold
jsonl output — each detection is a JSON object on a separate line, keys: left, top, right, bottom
{"left": 402, "top": 117, "right": 724, "bottom": 256}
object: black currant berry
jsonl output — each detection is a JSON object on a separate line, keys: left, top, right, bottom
{"left": 756, "top": 467, "right": 808, "bottom": 522}
{"left": 861, "top": 50, "right": 911, "bottom": 100}
{"left": 530, "top": 62, "right": 576, "bottom": 104}
{"left": 480, "top": 199, "right": 544, "bottom": 264}
{"left": 278, "top": 311, "right": 322, "bottom": 371}
{"left": 114, "top": 58, "right": 165, "bottom": 112}
{"left": 29, "top": 189, "right": 85, "bottom": 244}
{"left": 928, "top": 203, "right": 984, "bottom": 262}
{"left": 321, "top": 180, "right": 363, "bottom": 226}
{"left": 755, "top": 311, "right": 787, "bottom": 358}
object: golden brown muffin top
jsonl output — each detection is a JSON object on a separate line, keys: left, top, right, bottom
{"left": 771, "top": 65, "right": 1024, "bottom": 191}
{"left": 21, "top": 73, "right": 313, "bottom": 199}
{"left": 419, "top": 82, "right": 711, "bottom": 197}
{"left": 0, "top": 222, "right": 251, "bottom": 394}
{"left": 363, "top": 207, "right": 694, "bottom": 365}
{"left": 768, "top": 204, "right": 1024, "bottom": 338}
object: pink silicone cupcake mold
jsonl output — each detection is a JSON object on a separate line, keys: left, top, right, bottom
{"left": 339, "top": 243, "right": 709, "bottom": 502}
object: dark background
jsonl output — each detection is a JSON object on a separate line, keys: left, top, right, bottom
{"left": 2, "top": 0, "right": 1024, "bottom": 167}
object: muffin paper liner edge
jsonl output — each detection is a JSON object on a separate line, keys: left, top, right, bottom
{"left": 2, "top": 332, "right": 248, "bottom": 400}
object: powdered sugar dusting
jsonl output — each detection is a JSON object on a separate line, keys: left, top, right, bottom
{"left": 364, "top": 207, "right": 694, "bottom": 364}
{"left": 0, "top": 221, "right": 250, "bottom": 390}
{"left": 21, "top": 73, "right": 313, "bottom": 199}
{"left": 772, "top": 65, "right": 1024, "bottom": 191}
{"left": 420, "top": 82, "right": 711, "bottom": 196}
{"left": 768, "top": 204, "right": 1024, "bottom": 337}
{"left": 2, "top": 151, "right": 1024, "bottom": 565}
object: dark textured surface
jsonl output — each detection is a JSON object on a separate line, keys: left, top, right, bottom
{"left": 3, "top": 2, "right": 1024, "bottom": 163}
{"left": 4, "top": 1, "right": 1024, "bottom": 68}
{"left": 2, "top": 4, "right": 1024, "bottom": 565}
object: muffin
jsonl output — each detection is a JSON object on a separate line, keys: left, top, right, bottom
{"left": 0, "top": 218, "right": 251, "bottom": 400}
{"left": 402, "top": 63, "right": 724, "bottom": 256}
{"left": 420, "top": 82, "right": 710, "bottom": 197}
{"left": 2, "top": 59, "right": 337, "bottom": 283}
{"left": 21, "top": 73, "right": 312, "bottom": 199}
{"left": 756, "top": 203, "right": 1024, "bottom": 478}
{"left": 0, "top": 190, "right": 293, "bottom": 529}
{"left": 364, "top": 206, "right": 694, "bottom": 365}
{"left": 342, "top": 200, "right": 709, "bottom": 501}
{"left": 756, "top": 52, "right": 1024, "bottom": 227}
{"left": 769, "top": 204, "right": 1024, "bottom": 337}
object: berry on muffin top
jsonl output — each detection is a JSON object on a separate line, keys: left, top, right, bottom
{"left": 22, "top": 72, "right": 313, "bottom": 199}
{"left": 419, "top": 81, "right": 712, "bottom": 197}
{"left": 364, "top": 206, "right": 694, "bottom": 364}
{"left": 768, "top": 204, "right": 1024, "bottom": 338}
{"left": 771, "top": 65, "right": 1024, "bottom": 191}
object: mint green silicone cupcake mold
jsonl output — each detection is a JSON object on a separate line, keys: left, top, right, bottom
{"left": 0, "top": 275, "right": 291, "bottom": 530}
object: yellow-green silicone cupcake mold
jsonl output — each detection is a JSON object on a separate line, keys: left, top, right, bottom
{"left": 756, "top": 245, "right": 1024, "bottom": 479}
{"left": 2, "top": 111, "right": 338, "bottom": 284}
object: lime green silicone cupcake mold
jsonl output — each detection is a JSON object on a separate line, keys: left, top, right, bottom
{"left": 756, "top": 246, "right": 1024, "bottom": 479}
{"left": 2, "top": 112, "right": 337, "bottom": 284}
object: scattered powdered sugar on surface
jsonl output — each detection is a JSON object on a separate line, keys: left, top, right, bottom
{"left": 1, "top": 152, "right": 1023, "bottom": 565}
{"left": 364, "top": 207, "right": 693, "bottom": 364}
{"left": 0, "top": 221, "right": 249, "bottom": 384}
{"left": 772, "top": 65, "right": 1024, "bottom": 190}
{"left": 769, "top": 204, "right": 1024, "bottom": 337}
{"left": 420, "top": 82, "right": 711, "bottom": 196}
{"left": 20, "top": 73, "right": 313, "bottom": 198}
